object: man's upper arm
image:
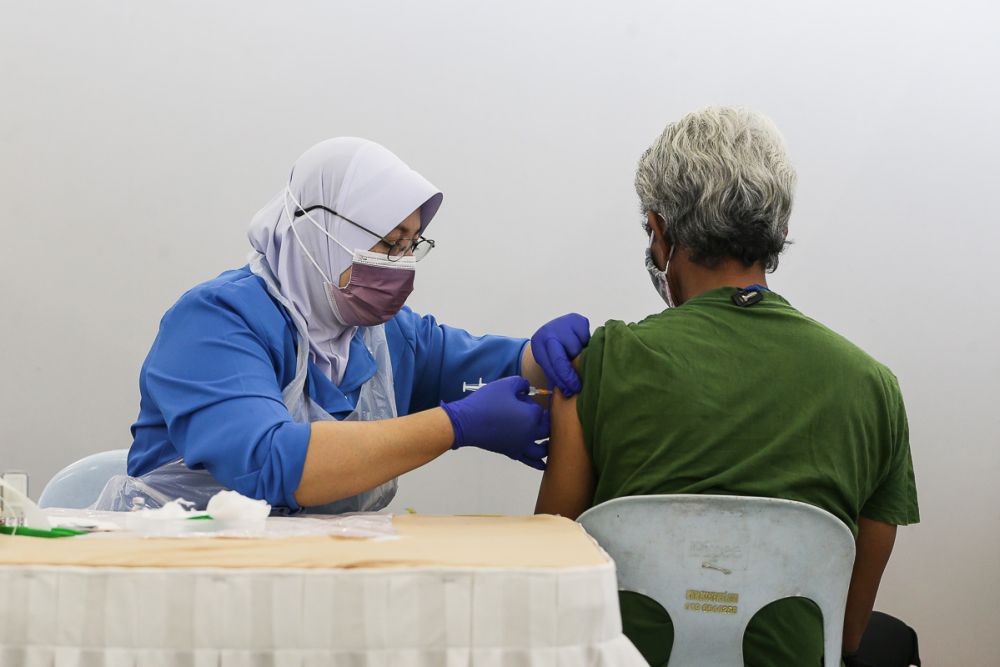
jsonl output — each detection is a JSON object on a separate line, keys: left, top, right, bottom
{"left": 534, "top": 390, "right": 595, "bottom": 520}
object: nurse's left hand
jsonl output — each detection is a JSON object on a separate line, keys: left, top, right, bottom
{"left": 441, "top": 376, "right": 550, "bottom": 471}
{"left": 530, "top": 313, "right": 591, "bottom": 397}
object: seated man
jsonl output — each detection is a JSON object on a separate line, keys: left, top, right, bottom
{"left": 536, "top": 106, "right": 919, "bottom": 667}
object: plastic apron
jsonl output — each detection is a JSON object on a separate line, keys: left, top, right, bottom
{"left": 93, "top": 253, "right": 399, "bottom": 514}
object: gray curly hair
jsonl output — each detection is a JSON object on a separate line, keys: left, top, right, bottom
{"left": 634, "top": 106, "right": 796, "bottom": 271}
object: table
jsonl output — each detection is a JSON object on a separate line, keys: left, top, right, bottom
{"left": 0, "top": 514, "right": 646, "bottom": 666}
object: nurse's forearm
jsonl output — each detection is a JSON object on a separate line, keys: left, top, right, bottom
{"left": 293, "top": 408, "right": 454, "bottom": 507}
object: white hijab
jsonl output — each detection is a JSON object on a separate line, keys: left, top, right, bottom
{"left": 248, "top": 138, "right": 443, "bottom": 385}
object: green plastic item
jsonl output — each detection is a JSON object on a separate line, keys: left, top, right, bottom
{"left": 0, "top": 525, "right": 88, "bottom": 538}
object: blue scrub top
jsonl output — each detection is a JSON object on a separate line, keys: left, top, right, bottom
{"left": 129, "top": 266, "right": 527, "bottom": 511}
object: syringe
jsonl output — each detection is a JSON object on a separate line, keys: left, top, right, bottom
{"left": 462, "top": 377, "right": 553, "bottom": 396}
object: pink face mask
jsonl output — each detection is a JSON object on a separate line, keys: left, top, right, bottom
{"left": 324, "top": 251, "right": 415, "bottom": 326}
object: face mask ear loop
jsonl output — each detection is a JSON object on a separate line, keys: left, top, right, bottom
{"left": 649, "top": 217, "right": 677, "bottom": 308}
{"left": 283, "top": 187, "right": 336, "bottom": 284}
{"left": 285, "top": 187, "right": 361, "bottom": 258}
{"left": 663, "top": 243, "right": 677, "bottom": 307}
{"left": 648, "top": 225, "right": 675, "bottom": 269}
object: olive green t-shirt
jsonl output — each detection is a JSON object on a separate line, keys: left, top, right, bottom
{"left": 576, "top": 287, "right": 919, "bottom": 667}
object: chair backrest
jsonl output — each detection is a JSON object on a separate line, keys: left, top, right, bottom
{"left": 38, "top": 449, "right": 130, "bottom": 509}
{"left": 578, "top": 494, "right": 855, "bottom": 667}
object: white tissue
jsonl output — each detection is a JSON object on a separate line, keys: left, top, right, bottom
{"left": 206, "top": 490, "right": 271, "bottom": 523}
{"left": 149, "top": 498, "right": 202, "bottom": 519}
{"left": 124, "top": 493, "right": 270, "bottom": 536}
{"left": 130, "top": 494, "right": 270, "bottom": 523}
{"left": 124, "top": 498, "right": 205, "bottom": 535}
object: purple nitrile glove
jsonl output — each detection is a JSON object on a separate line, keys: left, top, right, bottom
{"left": 530, "top": 313, "right": 591, "bottom": 396}
{"left": 440, "top": 376, "right": 550, "bottom": 471}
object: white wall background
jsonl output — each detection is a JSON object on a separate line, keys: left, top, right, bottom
{"left": 1, "top": 1, "right": 997, "bottom": 663}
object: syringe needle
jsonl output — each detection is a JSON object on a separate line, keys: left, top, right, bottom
{"left": 462, "top": 378, "right": 551, "bottom": 396}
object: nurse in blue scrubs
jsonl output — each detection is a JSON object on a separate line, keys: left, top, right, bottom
{"left": 95, "top": 138, "right": 590, "bottom": 514}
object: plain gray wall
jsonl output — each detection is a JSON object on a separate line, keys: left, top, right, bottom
{"left": 1, "top": 1, "right": 998, "bottom": 664}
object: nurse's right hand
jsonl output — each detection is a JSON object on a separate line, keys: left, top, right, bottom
{"left": 441, "top": 376, "right": 550, "bottom": 471}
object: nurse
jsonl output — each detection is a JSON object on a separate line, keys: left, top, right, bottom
{"left": 96, "top": 138, "right": 589, "bottom": 513}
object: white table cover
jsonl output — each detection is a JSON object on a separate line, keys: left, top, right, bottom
{"left": 0, "top": 516, "right": 645, "bottom": 666}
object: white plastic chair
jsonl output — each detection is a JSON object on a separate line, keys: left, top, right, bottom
{"left": 578, "top": 494, "right": 856, "bottom": 667}
{"left": 38, "top": 449, "right": 129, "bottom": 509}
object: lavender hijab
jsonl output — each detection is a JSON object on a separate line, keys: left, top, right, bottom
{"left": 248, "top": 138, "right": 443, "bottom": 384}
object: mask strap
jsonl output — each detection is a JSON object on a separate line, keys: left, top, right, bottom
{"left": 649, "top": 228, "right": 676, "bottom": 267}
{"left": 286, "top": 188, "right": 359, "bottom": 257}
{"left": 283, "top": 187, "right": 352, "bottom": 284}
{"left": 663, "top": 244, "right": 677, "bottom": 307}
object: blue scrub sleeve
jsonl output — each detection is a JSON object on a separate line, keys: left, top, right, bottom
{"left": 402, "top": 309, "right": 528, "bottom": 412}
{"left": 142, "top": 290, "right": 310, "bottom": 510}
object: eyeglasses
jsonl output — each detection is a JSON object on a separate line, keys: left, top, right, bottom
{"left": 293, "top": 204, "right": 436, "bottom": 262}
